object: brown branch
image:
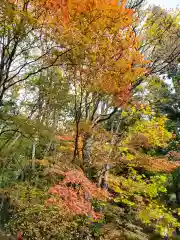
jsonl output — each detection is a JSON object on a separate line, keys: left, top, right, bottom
{"left": 5, "top": 48, "right": 72, "bottom": 90}
{"left": 94, "top": 107, "right": 118, "bottom": 125}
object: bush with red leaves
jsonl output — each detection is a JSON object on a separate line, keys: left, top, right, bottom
{"left": 47, "top": 170, "right": 109, "bottom": 219}
{"left": 167, "top": 151, "right": 180, "bottom": 161}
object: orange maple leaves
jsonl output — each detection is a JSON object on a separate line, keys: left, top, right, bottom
{"left": 38, "top": 0, "right": 134, "bottom": 26}
{"left": 55, "top": 135, "right": 74, "bottom": 141}
{"left": 132, "top": 155, "right": 180, "bottom": 173}
{"left": 145, "top": 158, "right": 180, "bottom": 173}
{"left": 16, "top": 0, "right": 149, "bottom": 107}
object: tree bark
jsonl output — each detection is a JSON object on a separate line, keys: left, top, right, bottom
{"left": 82, "top": 132, "right": 93, "bottom": 164}
{"left": 98, "top": 164, "right": 110, "bottom": 189}
{"left": 32, "top": 136, "right": 38, "bottom": 169}
{"left": 175, "top": 190, "right": 180, "bottom": 205}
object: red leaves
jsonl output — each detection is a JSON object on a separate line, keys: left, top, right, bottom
{"left": 63, "top": 170, "right": 108, "bottom": 199}
{"left": 48, "top": 185, "right": 93, "bottom": 216}
{"left": 167, "top": 151, "right": 180, "bottom": 160}
{"left": 47, "top": 170, "right": 109, "bottom": 218}
{"left": 17, "top": 231, "right": 23, "bottom": 240}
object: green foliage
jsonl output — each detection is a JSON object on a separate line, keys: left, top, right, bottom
{"left": 4, "top": 183, "right": 94, "bottom": 240}
{"left": 138, "top": 203, "right": 180, "bottom": 237}
{"left": 109, "top": 168, "right": 179, "bottom": 237}
{"left": 109, "top": 168, "right": 167, "bottom": 203}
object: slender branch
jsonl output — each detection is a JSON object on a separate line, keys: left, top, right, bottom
{"left": 94, "top": 107, "right": 118, "bottom": 125}
{"left": 5, "top": 48, "right": 72, "bottom": 90}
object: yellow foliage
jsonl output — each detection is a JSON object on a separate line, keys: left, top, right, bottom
{"left": 35, "top": 0, "right": 149, "bottom": 106}
{"left": 125, "top": 115, "right": 172, "bottom": 148}
{"left": 109, "top": 169, "right": 180, "bottom": 237}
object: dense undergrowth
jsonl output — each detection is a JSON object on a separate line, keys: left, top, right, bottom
{"left": 0, "top": 151, "right": 180, "bottom": 240}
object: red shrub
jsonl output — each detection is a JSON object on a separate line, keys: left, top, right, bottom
{"left": 47, "top": 170, "right": 109, "bottom": 219}
{"left": 167, "top": 151, "right": 180, "bottom": 160}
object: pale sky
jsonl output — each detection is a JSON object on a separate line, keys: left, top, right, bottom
{"left": 147, "top": 0, "right": 179, "bottom": 9}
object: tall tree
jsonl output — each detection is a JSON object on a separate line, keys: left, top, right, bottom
{"left": 41, "top": 0, "right": 149, "bottom": 162}
{"left": 0, "top": 0, "right": 70, "bottom": 107}
{"left": 140, "top": 6, "right": 180, "bottom": 74}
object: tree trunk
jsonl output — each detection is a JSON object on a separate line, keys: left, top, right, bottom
{"left": 98, "top": 164, "right": 110, "bottom": 189}
{"left": 0, "top": 194, "right": 11, "bottom": 230}
{"left": 82, "top": 133, "right": 93, "bottom": 165}
{"left": 175, "top": 190, "right": 180, "bottom": 205}
{"left": 174, "top": 187, "right": 180, "bottom": 235}
{"left": 32, "top": 136, "right": 38, "bottom": 169}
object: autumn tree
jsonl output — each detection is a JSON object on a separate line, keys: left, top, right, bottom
{"left": 39, "top": 0, "right": 150, "bottom": 163}
{"left": 94, "top": 6, "right": 180, "bottom": 147}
